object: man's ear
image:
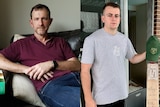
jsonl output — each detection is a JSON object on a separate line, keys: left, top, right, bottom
{"left": 29, "top": 19, "right": 34, "bottom": 28}
{"left": 49, "top": 18, "right": 53, "bottom": 25}
{"left": 101, "top": 15, "right": 105, "bottom": 23}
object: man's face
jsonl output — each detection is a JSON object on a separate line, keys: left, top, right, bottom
{"left": 101, "top": 6, "right": 120, "bottom": 30}
{"left": 30, "top": 9, "right": 52, "bottom": 36}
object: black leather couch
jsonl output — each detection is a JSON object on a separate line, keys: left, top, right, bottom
{"left": 1, "top": 29, "right": 83, "bottom": 107}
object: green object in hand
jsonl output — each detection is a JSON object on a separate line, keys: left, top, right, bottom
{"left": 146, "top": 35, "right": 160, "bottom": 62}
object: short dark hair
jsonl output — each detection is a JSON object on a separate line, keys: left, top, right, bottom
{"left": 30, "top": 4, "right": 51, "bottom": 19}
{"left": 102, "top": 2, "right": 120, "bottom": 14}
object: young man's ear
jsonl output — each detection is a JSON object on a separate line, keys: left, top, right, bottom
{"left": 101, "top": 15, "right": 105, "bottom": 23}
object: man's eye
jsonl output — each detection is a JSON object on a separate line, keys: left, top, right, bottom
{"left": 115, "top": 15, "right": 120, "bottom": 18}
{"left": 107, "top": 14, "right": 112, "bottom": 17}
{"left": 42, "top": 18, "right": 49, "bottom": 21}
{"left": 33, "top": 18, "right": 39, "bottom": 21}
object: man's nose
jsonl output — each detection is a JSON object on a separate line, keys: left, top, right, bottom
{"left": 38, "top": 19, "right": 43, "bottom": 25}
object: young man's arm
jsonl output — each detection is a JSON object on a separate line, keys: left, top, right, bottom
{"left": 129, "top": 52, "right": 146, "bottom": 64}
{"left": 81, "top": 63, "right": 97, "bottom": 107}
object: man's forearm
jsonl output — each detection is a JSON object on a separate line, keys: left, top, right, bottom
{"left": 0, "top": 54, "right": 28, "bottom": 73}
{"left": 56, "top": 58, "right": 81, "bottom": 71}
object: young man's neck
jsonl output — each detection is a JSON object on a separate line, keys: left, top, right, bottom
{"left": 103, "top": 27, "right": 118, "bottom": 35}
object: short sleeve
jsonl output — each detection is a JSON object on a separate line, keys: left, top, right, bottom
{"left": 126, "top": 38, "right": 137, "bottom": 59}
{"left": 81, "top": 36, "right": 95, "bottom": 64}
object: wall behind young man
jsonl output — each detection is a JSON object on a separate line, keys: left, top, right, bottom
{"left": 0, "top": 0, "right": 80, "bottom": 49}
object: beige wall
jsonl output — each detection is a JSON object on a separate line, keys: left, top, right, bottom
{"left": 0, "top": 0, "right": 80, "bottom": 49}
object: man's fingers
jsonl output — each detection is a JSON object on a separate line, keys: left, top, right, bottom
{"left": 46, "top": 71, "right": 54, "bottom": 78}
{"left": 42, "top": 72, "right": 54, "bottom": 80}
{"left": 28, "top": 68, "right": 37, "bottom": 79}
{"left": 39, "top": 71, "right": 54, "bottom": 82}
{"left": 40, "top": 78, "right": 45, "bottom": 83}
{"left": 34, "top": 69, "right": 44, "bottom": 80}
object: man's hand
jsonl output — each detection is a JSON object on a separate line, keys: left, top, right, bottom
{"left": 24, "top": 61, "right": 54, "bottom": 82}
{"left": 40, "top": 71, "right": 54, "bottom": 82}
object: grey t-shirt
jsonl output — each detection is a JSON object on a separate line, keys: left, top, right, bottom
{"left": 81, "top": 28, "right": 137, "bottom": 104}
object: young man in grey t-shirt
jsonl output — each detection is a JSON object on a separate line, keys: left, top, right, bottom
{"left": 81, "top": 2, "right": 146, "bottom": 107}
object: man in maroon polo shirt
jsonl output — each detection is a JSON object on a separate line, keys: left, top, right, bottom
{"left": 0, "top": 4, "right": 80, "bottom": 107}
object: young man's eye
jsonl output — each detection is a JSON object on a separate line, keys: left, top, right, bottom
{"left": 115, "top": 15, "right": 120, "bottom": 18}
{"left": 106, "top": 14, "right": 120, "bottom": 18}
{"left": 107, "top": 14, "right": 112, "bottom": 17}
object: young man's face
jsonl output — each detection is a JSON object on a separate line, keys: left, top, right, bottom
{"left": 101, "top": 6, "right": 120, "bottom": 31}
{"left": 30, "top": 9, "right": 52, "bottom": 36}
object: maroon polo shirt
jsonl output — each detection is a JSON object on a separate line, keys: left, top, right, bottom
{"left": 0, "top": 35, "right": 76, "bottom": 91}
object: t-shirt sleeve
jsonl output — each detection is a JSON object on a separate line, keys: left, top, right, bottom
{"left": 81, "top": 36, "right": 95, "bottom": 64}
{"left": 0, "top": 41, "right": 21, "bottom": 62}
{"left": 126, "top": 38, "right": 137, "bottom": 59}
{"left": 60, "top": 38, "right": 76, "bottom": 59}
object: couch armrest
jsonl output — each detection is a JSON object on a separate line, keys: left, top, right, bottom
{"left": 2, "top": 70, "right": 13, "bottom": 96}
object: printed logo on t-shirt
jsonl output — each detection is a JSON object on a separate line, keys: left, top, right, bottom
{"left": 113, "top": 46, "right": 120, "bottom": 56}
